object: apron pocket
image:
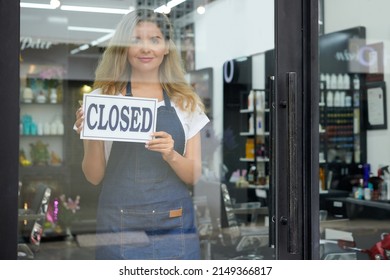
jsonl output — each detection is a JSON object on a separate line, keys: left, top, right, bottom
{"left": 120, "top": 206, "right": 184, "bottom": 259}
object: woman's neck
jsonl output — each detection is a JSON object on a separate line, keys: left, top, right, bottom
{"left": 130, "top": 79, "right": 163, "bottom": 100}
{"left": 131, "top": 71, "right": 159, "bottom": 84}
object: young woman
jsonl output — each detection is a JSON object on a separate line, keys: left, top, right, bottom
{"left": 74, "top": 9, "right": 209, "bottom": 259}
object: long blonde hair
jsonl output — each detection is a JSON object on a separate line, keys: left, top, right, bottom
{"left": 93, "top": 9, "right": 204, "bottom": 112}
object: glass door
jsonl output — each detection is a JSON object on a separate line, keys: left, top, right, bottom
{"left": 5, "top": 0, "right": 319, "bottom": 260}
{"left": 318, "top": 0, "right": 390, "bottom": 260}
{"left": 15, "top": 0, "right": 279, "bottom": 260}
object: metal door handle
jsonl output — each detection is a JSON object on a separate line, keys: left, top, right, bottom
{"left": 287, "top": 72, "right": 298, "bottom": 254}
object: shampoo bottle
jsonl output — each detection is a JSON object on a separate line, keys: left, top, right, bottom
{"left": 380, "top": 165, "right": 390, "bottom": 200}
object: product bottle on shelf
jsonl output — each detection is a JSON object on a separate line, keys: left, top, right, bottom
{"left": 247, "top": 90, "right": 254, "bottom": 111}
{"left": 382, "top": 167, "right": 390, "bottom": 200}
{"left": 247, "top": 164, "right": 258, "bottom": 185}
{"left": 333, "top": 91, "right": 341, "bottom": 107}
{"left": 337, "top": 74, "right": 344, "bottom": 89}
{"left": 326, "top": 91, "right": 333, "bottom": 107}
{"left": 383, "top": 166, "right": 390, "bottom": 200}
{"left": 353, "top": 74, "right": 360, "bottom": 90}
{"left": 343, "top": 73, "right": 350, "bottom": 89}
{"left": 245, "top": 138, "right": 255, "bottom": 159}
{"left": 319, "top": 167, "right": 326, "bottom": 191}
{"left": 330, "top": 73, "right": 338, "bottom": 89}
{"left": 325, "top": 73, "right": 331, "bottom": 88}
{"left": 256, "top": 113, "right": 264, "bottom": 135}
{"left": 320, "top": 73, "right": 326, "bottom": 89}
{"left": 355, "top": 179, "right": 364, "bottom": 199}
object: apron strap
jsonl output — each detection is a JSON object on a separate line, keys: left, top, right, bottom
{"left": 126, "top": 82, "right": 132, "bottom": 97}
{"left": 162, "top": 89, "right": 172, "bottom": 108}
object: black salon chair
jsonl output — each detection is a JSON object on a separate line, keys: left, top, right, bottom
{"left": 18, "top": 183, "right": 51, "bottom": 259}
{"left": 217, "top": 183, "right": 269, "bottom": 259}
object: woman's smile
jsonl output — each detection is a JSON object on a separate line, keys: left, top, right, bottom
{"left": 137, "top": 56, "right": 154, "bottom": 63}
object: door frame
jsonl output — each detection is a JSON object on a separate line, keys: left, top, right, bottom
{"left": 0, "top": 0, "right": 20, "bottom": 260}
{"left": 2, "top": 0, "right": 320, "bottom": 260}
{"left": 274, "top": 0, "right": 320, "bottom": 259}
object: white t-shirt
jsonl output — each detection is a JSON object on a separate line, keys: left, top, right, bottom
{"left": 84, "top": 89, "right": 209, "bottom": 162}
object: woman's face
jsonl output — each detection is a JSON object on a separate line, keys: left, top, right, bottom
{"left": 127, "top": 21, "right": 168, "bottom": 76}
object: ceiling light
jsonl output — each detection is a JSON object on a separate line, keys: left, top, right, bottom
{"left": 155, "top": 0, "right": 186, "bottom": 14}
{"left": 71, "top": 32, "right": 115, "bottom": 55}
{"left": 79, "top": 44, "right": 89, "bottom": 51}
{"left": 68, "top": 26, "right": 116, "bottom": 33}
{"left": 197, "top": 6, "right": 206, "bottom": 15}
{"left": 20, "top": 2, "right": 56, "bottom": 9}
{"left": 81, "top": 85, "right": 92, "bottom": 94}
{"left": 70, "top": 48, "right": 81, "bottom": 55}
{"left": 47, "top": 16, "right": 68, "bottom": 24}
{"left": 154, "top": 5, "right": 171, "bottom": 14}
{"left": 90, "top": 33, "right": 115, "bottom": 46}
{"left": 61, "top": 5, "right": 134, "bottom": 15}
{"left": 50, "top": 0, "right": 61, "bottom": 9}
{"left": 167, "top": 0, "right": 186, "bottom": 9}
{"left": 70, "top": 43, "right": 90, "bottom": 55}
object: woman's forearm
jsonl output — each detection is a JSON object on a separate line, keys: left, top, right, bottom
{"left": 82, "top": 140, "right": 106, "bottom": 185}
{"left": 163, "top": 133, "right": 202, "bottom": 185}
{"left": 164, "top": 151, "right": 202, "bottom": 185}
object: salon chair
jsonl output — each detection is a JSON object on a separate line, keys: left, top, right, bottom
{"left": 18, "top": 183, "right": 51, "bottom": 259}
{"left": 193, "top": 195, "right": 213, "bottom": 259}
{"left": 320, "top": 228, "right": 357, "bottom": 260}
{"left": 193, "top": 179, "right": 224, "bottom": 259}
{"left": 217, "top": 183, "right": 269, "bottom": 259}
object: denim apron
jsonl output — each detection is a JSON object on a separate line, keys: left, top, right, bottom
{"left": 95, "top": 83, "right": 200, "bottom": 260}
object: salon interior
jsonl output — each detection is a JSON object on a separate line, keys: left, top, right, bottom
{"left": 14, "top": 0, "right": 390, "bottom": 260}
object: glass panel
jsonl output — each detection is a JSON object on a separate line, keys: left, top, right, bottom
{"left": 319, "top": 0, "right": 390, "bottom": 260}
{"left": 18, "top": 0, "right": 275, "bottom": 260}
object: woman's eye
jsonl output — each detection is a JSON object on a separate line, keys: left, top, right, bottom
{"left": 151, "top": 37, "right": 160, "bottom": 44}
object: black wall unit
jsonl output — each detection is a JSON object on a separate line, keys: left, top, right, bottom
{"left": 319, "top": 26, "right": 368, "bottom": 192}
{"left": 222, "top": 57, "right": 252, "bottom": 182}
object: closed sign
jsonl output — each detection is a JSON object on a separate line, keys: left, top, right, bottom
{"left": 81, "top": 94, "right": 158, "bottom": 143}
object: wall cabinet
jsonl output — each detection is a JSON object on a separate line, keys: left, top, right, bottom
{"left": 19, "top": 77, "right": 65, "bottom": 169}
{"left": 319, "top": 73, "right": 367, "bottom": 191}
{"left": 18, "top": 76, "right": 69, "bottom": 224}
{"left": 239, "top": 89, "right": 270, "bottom": 186}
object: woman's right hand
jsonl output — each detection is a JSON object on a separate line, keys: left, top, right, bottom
{"left": 74, "top": 107, "right": 84, "bottom": 134}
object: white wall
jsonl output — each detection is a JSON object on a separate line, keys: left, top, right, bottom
{"left": 325, "top": 0, "right": 390, "bottom": 172}
{"left": 190, "top": 0, "right": 274, "bottom": 176}
{"left": 194, "top": 0, "right": 274, "bottom": 136}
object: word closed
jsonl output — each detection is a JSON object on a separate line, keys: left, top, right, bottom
{"left": 81, "top": 94, "right": 157, "bottom": 143}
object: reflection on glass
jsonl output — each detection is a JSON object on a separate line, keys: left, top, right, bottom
{"left": 319, "top": 0, "right": 390, "bottom": 260}
{"left": 19, "top": 0, "right": 275, "bottom": 260}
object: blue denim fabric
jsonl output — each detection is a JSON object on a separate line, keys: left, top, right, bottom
{"left": 95, "top": 85, "right": 200, "bottom": 260}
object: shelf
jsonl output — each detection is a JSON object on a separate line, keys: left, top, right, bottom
{"left": 240, "top": 108, "right": 270, "bottom": 113}
{"left": 20, "top": 134, "right": 64, "bottom": 137}
{"left": 19, "top": 165, "right": 67, "bottom": 176}
{"left": 20, "top": 102, "right": 62, "bottom": 105}
{"left": 240, "top": 131, "right": 269, "bottom": 136}
{"left": 247, "top": 184, "right": 269, "bottom": 189}
{"left": 240, "top": 157, "right": 269, "bottom": 162}
{"left": 240, "top": 108, "right": 253, "bottom": 113}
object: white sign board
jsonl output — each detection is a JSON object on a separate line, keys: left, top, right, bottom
{"left": 81, "top": 94, "right": 158, "bottom": 143}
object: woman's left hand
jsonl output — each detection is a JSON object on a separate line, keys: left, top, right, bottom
{"left": 145, "top": 131, "right": 176, "bottom": 162}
